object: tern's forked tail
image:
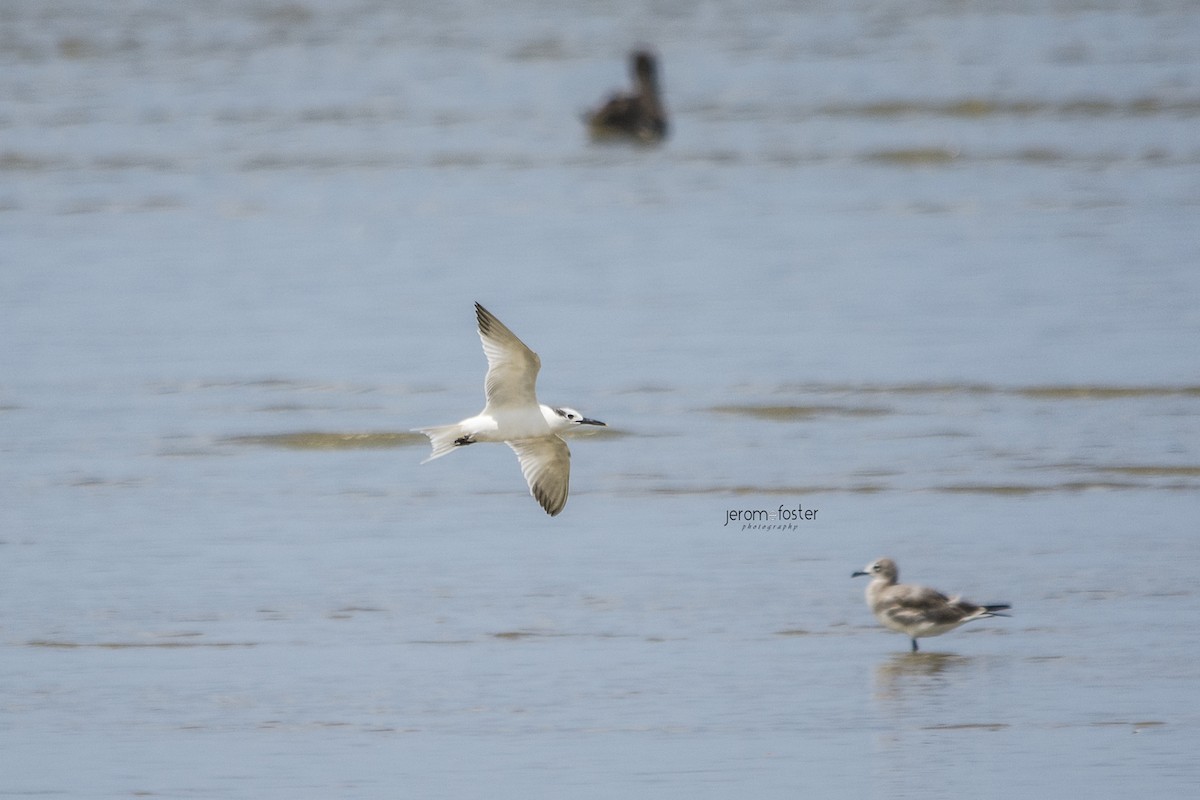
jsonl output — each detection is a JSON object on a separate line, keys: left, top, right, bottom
{"left": 413, "top": 423, "right": 467, "bottom": 464}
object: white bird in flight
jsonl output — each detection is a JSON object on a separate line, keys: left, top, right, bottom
{"left": 414, "top": 302, "right": 606, "bottom": 516}
{"left": 852, "top": 558, "right": 1011, "bottom": 652}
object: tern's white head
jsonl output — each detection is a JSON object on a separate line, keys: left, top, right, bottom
{"left": 544, "top": 405, "right": 606, "bottom": 433}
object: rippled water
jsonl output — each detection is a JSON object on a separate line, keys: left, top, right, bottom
{"left": 2, "top": 1, "right": 1199, "bottom": 798}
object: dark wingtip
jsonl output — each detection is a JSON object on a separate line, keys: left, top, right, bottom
{"left": 475, "top": 302, "right": 496, "bottom": 334}
{"left": 531, "top": 484, "right": 566, "bottom": 517}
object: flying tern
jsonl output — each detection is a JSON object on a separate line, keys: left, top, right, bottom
{"left": 414, "top": 303, "right": 606, "bottom": 516}
{"left": 852, "top": 558, "right": 1011, "bottom": 652}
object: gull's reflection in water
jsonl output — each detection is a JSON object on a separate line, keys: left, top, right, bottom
{"left": 868, "top": 650, "right": 1011, "bottom": 795}
{"left": 872, "top": 651, "right": 973, "bottom": 701}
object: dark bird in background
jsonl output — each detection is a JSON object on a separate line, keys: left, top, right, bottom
{"left": 586, "top": 50, "right": 668, "bottom": 144}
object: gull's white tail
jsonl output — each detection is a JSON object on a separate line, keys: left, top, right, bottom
{"left": 413, "top": 424, "right": 465, "bottom": 464}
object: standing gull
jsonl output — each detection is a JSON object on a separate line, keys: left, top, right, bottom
{"left": 414, "top": 303, "right": 606, "bottom": 516}
{"left": 852, "top": 558, "right": 1011, "bottom": 652}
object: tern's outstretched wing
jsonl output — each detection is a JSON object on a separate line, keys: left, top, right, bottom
{"left": 476, "top": 302, "right": 541, "bottom": 410}
{"left": 507, "top": 436, "right": 571, "bottom": 516}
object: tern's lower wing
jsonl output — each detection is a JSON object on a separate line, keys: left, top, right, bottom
{"left": 507, "top": 436, "right": 571, "bottom": 516}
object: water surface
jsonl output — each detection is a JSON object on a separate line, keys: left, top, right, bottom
{"left": 2, "top": 1, "right": 1199, "bottom": 797}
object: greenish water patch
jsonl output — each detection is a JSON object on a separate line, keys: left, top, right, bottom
{"left": 937, "top": 481, "right": 1142, "bottom": 494}
{"left": 922, "top": 723, "right": 1010, "bottom": 732}
{"left": 823, "top": 96, "right": 1200, "bottom": 119}
{"left": 711, "top": 404, "right": 891, "bottom": 421}
{"left": 327, "top": 606, "right": 387, "bottom": 619}
{"left": 1016, "top": 385, "right": 1200, "bottom": 399}
{"left": 864, "top": 148, "right": 959, "bottom": 165}
{"left": 493, "top": 631, "right": 552, "bottom": 640}
{"left": 653, "top": 485, "right": 887, "bottom": 496}
{"left": 225, "top": 431, "right": 425, "bottom": 449}
{"left": 28, "top": 640, "right": 257, "bottom": 649}
{"left": 771, "top": 382, "right": 1200, "bottom": 398}
{"left": 1092, "top": 465, "right": 1200, "bottom": 477}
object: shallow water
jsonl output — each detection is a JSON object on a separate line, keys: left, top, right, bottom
{"left": 2, "top": 1, "right": 1200, "bottom": 797}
